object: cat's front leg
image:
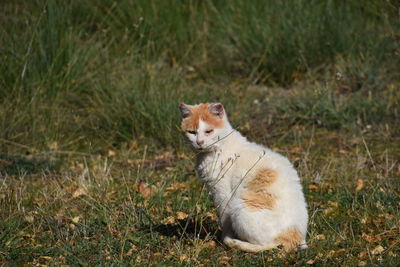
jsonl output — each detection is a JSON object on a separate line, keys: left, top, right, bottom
{"left": 220, "top": 213, "right": 236, "bottom": 243}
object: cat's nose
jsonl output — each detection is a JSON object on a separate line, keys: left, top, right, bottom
{"left": 196, "top": 140, "right": 204, "bottom": 146}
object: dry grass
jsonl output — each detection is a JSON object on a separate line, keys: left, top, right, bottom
{"left": 1, "top": 1, "right": 399, "bottom": 265}
{"left": 1, "top": 101, "right": 399, "bottom": 265}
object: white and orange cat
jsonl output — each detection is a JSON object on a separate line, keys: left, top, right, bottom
{"left": 179, "top": 102, "right": 308, "bottom": 252}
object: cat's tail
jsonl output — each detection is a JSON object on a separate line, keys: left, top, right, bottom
{"left": 223, "top": 236, "right": 278, "bottom": 253}
{"left": 224, "top": 236, "right": 308, "bottom": 253}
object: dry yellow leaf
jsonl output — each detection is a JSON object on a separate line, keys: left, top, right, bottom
{"left": 358, "top": 251, "right": 367, "bottom": 259}
{"left": 179, "top": 254, "right": 188, "bottom": 261}
{"left": 371, "top": 245, "right": 384, "bottom": 255}
{"left": 217, "top": 256, "right": 231, "bottom": 267}
{"left": 165, "top": 182, "right": 187, "bottom": 192}
{"left": 323, "top": 207, "right": 335, "bottom": 215}
{"left": 136, "top": 182, "right": 152, "bottom": 198}
{"left": 205, "top": 240, "right": 217, "bottom": 248}
{"left": 361, "top": 233, "right": 376, "bottom": 243}
{"left": 25, "top": 215, "right": 34, "bottom": 223}
{"left": 108, "top": 150, "right": 116, "bottom": 157}
{"left": 161, "top": 216, "right": 175, "bottom": 224}
{"left": 150, "top": 252, "right": 161, "bottom": 259}
{"left": 308, "top": 183, "right": 319, "bottom": 191}
{"left": 327, "top": 201, "right": 339, "bottom": 207}
{"left": 204, "top": 212, "right": 218, "bottom": 222}
{"left": 48, "top": 141, "right": 59, "bottom": 150}
{"left": 316, "top": 234, "right": 326, "bottom": 240}
{"left": 355, "top": 179, "right": 364, "bottom": 192}
{"left": 135, "top": 255, "right": 142, "bottom": 263}
{"left": 176, "top": 211, "right": 189, "bottom": 220}
{"left": 72, "top": 188, "right": 86, "bottom": 198}
{"left": 358, "top": 261, "right": 367, "bottom": 266}
{"left": 166, "top": 205, "right": 173, "bottom": 213}
{"left": 306, "top": 259, "right": 314, "bottom": 264}
{"left": 291, "top": 146, "right": 302, "bottom": 153}
{"left": 126, "top": 245, "right": 138, "bottom": 256}
{"left": 71, "top": 216, "right": 80, "bottom": 223}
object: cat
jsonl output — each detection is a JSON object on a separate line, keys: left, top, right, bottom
{"left": 179, "top": 102, "right": 308, "bottom": 252}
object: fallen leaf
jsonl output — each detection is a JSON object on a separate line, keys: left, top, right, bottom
{"left": 153, "top": 151, "right": 174, "bottom": 161}
{"left": 291, "top": 146, "right": 302, "bottom": 153}
{"left": 108, "top": 150, "right": 116, "bottom": 157}
{"left": 39, "top": 256, "right": 53, "bottom": 261}
{"left": 177, "top": 152, "right": 189, "bottom": 159}
{"left": 161, "top": 216, "right": 175, "bottom": 224}
{"left": 150, "top": 252, "right": 162, "bottom": 259}
{"left": 323, "top": 207, "right": 335, "bottom": 215}
{"left": 358, "top": 251, "right": 367, "bottom": 259}
{"left": 25, "top": 215, "right": 34, "bottom": 223}
{"left": 126, "top": 245, "right": 138, "bottom": 256}
{"left": 135, "top": 255, "right": 142, "bottom": 263}
{"left": 362, "top": 233, "right": 381, "bottom": 243}
{"left": 308, "top": 183, "right": 319, "bottom": 191}
{"left": 327, "top": 201, "right": 339, "bottom": 207}
{"left": 71, "top": 216, "right": 80, "bottom": 223}
{"left": 48, "top": 141, "right": 59, "bottom": 150}
{"left": 316, "top": 234, "right": 326, "bottom": 240}
{"left": 136, "top": 182, "right": 152, "bottom": 198}
{"left": 358, "top": 261, "right": 367, "bottom": 266}
{"left": 205, "top": 240, "right": 217, "bottom": 248}
{"left": 72, "top": 188, "right": 86, "bottom": 198}
{"left": 306, "top": 259, "right": 314, "bottom": 264}
{"left": 218, "top": 256, "right": 231, "bottom": 266}
{"left": 179, "top": 254, "right": 188, "bottom": 261}
{"left": 355, "top": 179, "right": 364, "bottom": 192}
{"left": 166, "top": 205, "right": 173, "bottom": 213}
{"left": 165, "top": 182, "right": 187, "bottom": 192}
{"left": 176, "top": 211, "right": 189, "bottom": 220}
{"left": 204, "top": 212, "right": 218, "bottom": 222}
{"left": 371, "top": 245, "right": 384, "bottom": 255}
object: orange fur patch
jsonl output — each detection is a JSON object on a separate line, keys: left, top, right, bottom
{"left": 246, "top": 168, "right": 277, "bottom": 191}
{"left": 274, "top": 227, "right": 302, "bottom": 252}
{"left": 241, "top": 191, "right": 275, "bottom": 210}
{"left": 241, "top": 168, "right": 277, "bottom": 210}
{"left": 181, "top": 103, "right": 224, "bottom": 131}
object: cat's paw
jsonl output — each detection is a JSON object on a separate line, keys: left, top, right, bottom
{"left": 223, "top": 236, "right": 239, "bottom": 248}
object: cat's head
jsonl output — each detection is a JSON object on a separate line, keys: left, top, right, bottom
{"left": 179, "top": 102, "right": 231, "bottom": 151}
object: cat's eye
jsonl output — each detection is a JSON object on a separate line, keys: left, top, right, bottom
{"left": 187, "top": 130, "right": 197, "bottom": 135}
{"left": 205, "top": 129, "right": 214, "bottom": 134}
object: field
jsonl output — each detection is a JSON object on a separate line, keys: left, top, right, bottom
{"left": 1, "top": 0, "right": 399, "bottom": 265}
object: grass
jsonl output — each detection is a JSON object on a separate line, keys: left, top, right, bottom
{"left": 1, "top": 0, "right": 399, "bottom": 265}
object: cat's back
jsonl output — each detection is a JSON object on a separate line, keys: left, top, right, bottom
{"left": 230, "top": 137, "right": 297, "bottom": 179}
{"left": 228, "top": 137, "right": 308, "bottom": 240}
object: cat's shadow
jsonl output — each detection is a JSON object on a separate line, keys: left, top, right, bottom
{"left": 151, "top": 216, "right": 221, "bottom": 242}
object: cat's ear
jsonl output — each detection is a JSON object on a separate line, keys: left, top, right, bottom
{"left": 179, "top": 103, "right": 191, "bottom": 119}
{"left": 209, "top": 102, "right": 224, "bottom": 118}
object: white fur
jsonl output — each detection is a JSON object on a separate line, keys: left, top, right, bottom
{"left": 182, "top": 104, "right": 308, "bottom": 252}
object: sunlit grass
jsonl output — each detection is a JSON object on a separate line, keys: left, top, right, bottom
{"left": 0, "top": 0, "right": 399, "bottom": 265}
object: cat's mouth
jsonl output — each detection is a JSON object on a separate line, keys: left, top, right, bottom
{"left": 195, "top": 144, "right": 213, "bottom": 152}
